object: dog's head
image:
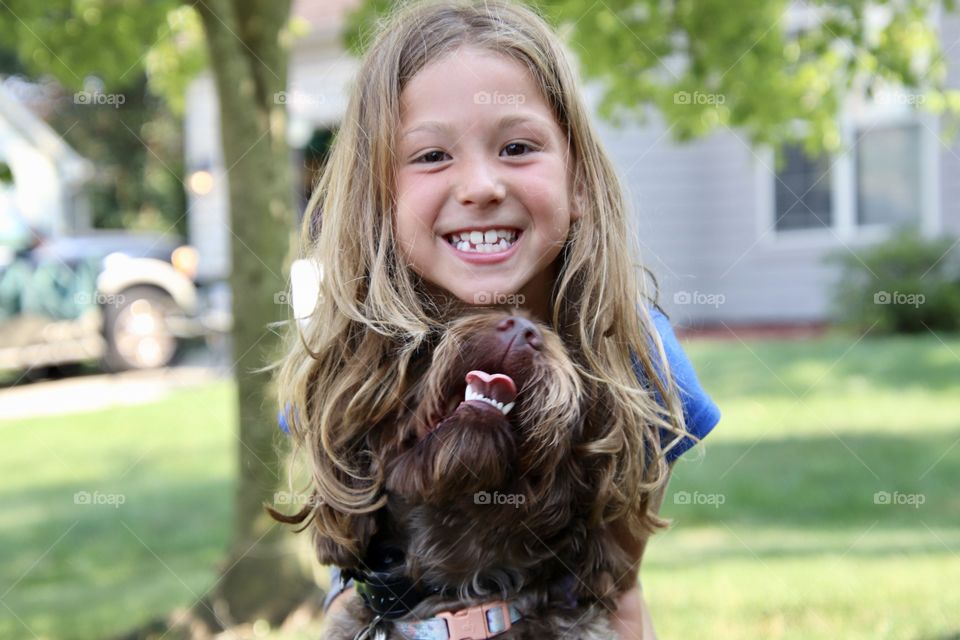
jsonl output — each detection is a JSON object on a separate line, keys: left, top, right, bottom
{"left": 273, "top": 309, "right": 649, "bottom": 603}
{"left": 382, "top": 310, "right": 583, "bottom": 506}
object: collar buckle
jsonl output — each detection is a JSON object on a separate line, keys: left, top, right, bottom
{"left": 436, "top": 601, "right": 513, "bottom": 639}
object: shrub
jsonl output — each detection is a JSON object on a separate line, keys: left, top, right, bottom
{"left": 825, "top": 227, "right": 960, "bottom": 333}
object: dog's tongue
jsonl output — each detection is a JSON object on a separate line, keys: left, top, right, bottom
{"left": 465, "top": 370, "right": 517, "bottom": 404}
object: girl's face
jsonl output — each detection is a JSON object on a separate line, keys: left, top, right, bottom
{"left": 394, "top": 46, "right": 580, "bottom": 322}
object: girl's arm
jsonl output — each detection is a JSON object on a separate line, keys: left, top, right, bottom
{"left": 611, "top": 584, "right": 657, "bottom": 640}
{"left": 609, "top": 466, "right": 672, "bottom": 639}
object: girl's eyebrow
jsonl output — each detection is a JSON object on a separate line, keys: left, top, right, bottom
{"left": 401, "top": 114, "right": 552, "bottom": 139}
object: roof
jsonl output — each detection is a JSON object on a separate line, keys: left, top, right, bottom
{"left": 0, "top": 82, "right": 92, "bottom": 185}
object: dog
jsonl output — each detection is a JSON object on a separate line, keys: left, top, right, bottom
{"left": 277, "top": 311, "right": 648, "bottom": 639}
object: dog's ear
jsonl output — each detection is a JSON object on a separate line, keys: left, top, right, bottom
{"left": 311, "top": 501, "right": 380, "bottom": 568}
{"left": 587, "top": 485, "right": 670, "bottom": 595}
{"left": 560, "top": 525, "right": 627, "bottom": 612}
{"left": 266, "top": 489, "right": 380, "bottom": 568}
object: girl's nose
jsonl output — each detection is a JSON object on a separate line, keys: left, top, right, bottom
{"left": 455, "top": 157, "right": 506, "bottom": 207}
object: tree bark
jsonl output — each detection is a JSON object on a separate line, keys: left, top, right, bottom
{"left": 194, "top": 0, "right": 313, "bottom": 626}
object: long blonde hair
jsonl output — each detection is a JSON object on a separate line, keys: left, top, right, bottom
{"left": 274, "top": 0, "right": 693, "bottom": 556}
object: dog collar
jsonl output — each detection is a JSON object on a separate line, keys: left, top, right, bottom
{"left": 393, "top": 601, "right": 524, "bottom": 640}
{"left": 343, "top": 563, "right": 450, "bottom": 620}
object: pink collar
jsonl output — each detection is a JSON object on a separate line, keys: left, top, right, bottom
{"left": 392, "top": 600, "right": 524, "bottom": 640}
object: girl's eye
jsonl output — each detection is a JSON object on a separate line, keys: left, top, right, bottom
{"left": 414, "top": 150, "right": 450, "bottom": 164}
{"left": 501, "top": 142, "right": 536, "bottom": 157}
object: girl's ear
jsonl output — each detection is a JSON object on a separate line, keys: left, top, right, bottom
{"left": 570, "top": 181, "right": 587, "bottom": 222}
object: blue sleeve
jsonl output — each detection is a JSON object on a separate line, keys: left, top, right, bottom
{"left": 633, "top": 307, "right": 721, "bottom": 463}
{"left": 323, "top": 566, "right": 353, "bottom": 613}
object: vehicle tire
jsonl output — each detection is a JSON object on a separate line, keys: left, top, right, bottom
{"left": 102, "top": 286, "right": 181, "bottom": 372}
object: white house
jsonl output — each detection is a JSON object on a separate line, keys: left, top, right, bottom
{"left": 183, "top": 1, "right": 960, "bottom": 326}
{"left": 0, "top": 80, "right": 92, "bottom": 245}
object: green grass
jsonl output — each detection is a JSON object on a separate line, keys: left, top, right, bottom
{"left": 0, "top": 382, "right": 237, "bottom": 639}
{"left": 649, "top": 332, "right": 960, "bottom": 639}
{"left": 1, "top": 332, "right": 958, "bottom": 639}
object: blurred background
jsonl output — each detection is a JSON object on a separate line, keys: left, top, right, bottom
{"left": 1, "top": 0, "right": 958, "bottom": 638}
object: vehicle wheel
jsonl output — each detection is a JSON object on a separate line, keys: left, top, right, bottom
{"left": 102, "top": 286, "right": 180, "bottom": 372}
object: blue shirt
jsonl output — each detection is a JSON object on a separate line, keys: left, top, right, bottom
{"left": 643, "top": 306, "right": 721, "bottom": 464}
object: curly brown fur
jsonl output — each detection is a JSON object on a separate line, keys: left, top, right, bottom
{"left": 271, "top": 310, "right": 659, "bottom": 638}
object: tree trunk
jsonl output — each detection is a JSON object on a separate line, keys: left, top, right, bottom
{"left": 194, "top": 0, "right": 313, "bottom": 626}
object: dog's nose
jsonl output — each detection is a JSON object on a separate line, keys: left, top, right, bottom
{"left": 496, "top": 316, "right": 543, "bottom": 351}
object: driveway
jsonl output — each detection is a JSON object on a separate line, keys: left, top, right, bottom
{"left": 0, "top": 355, "right": 228, "bottom": 422}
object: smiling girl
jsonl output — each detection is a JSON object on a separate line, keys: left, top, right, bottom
{"left": 276, "top": 1, "right": 720, "bottom": 637}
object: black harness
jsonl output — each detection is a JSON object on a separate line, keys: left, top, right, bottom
{"left": 341, "top": 544, "right": 448, "bottom": 619}
{"left": 340, "top": 544, "right": 582, "bottom": 621}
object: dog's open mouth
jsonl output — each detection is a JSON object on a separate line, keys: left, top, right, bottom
{"left": 427, "top": 370, "right": 518, "bottom": 434}
{"left": 463, "top": 370, "right": 517, "bottom": 415}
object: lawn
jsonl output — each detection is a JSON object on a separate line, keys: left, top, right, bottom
{"left": 650, "top": 332, "right": 960, "bottom": 639}
{"left": 1, "top": 332, "right": 958, "bottom": 639}
{"left": 0, "top": 382, "right": 239, "bottom": 639}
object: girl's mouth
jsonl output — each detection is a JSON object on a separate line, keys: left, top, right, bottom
{"left": 441, "top": 228, "right": 522, "bottom": 264}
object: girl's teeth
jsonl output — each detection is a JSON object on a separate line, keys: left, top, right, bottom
{"left": 446, "top": 229, "right": 518, "bottom": 253}
{"left": 456, "top": 239, "right": 510, "bottom": 252}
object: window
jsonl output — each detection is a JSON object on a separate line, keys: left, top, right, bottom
{"left": 774, "top": 144, "right": 832, "bottom": 231}
{"left": 766, "top": 119, "right": 931, "bottom": 240}
{"left": 856, "top": 124, "right": 921, "bottom": 227}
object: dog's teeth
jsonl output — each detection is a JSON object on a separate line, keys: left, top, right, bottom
{"left": 463, "top": 382, "right": 514, "bottom": 414}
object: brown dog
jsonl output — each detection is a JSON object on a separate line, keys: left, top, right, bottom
{"left": 275, "top": 311, "right": 646, "bottom": 639}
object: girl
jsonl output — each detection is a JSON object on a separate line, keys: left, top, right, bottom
{"left": 276, "top": 1, "right": 720, "bottom": 637}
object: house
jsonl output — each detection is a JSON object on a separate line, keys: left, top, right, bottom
{"left": 587, "top": 8, "right": 960, "bottom": 326}
{"left": 0, "top": 80, "right": 93, "bottom": 244}
{"left": 183, "top": 1, "right": 960, "bottom": 326}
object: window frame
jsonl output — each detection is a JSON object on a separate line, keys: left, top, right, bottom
{"left": 755, "top": 100, "right": 940, "bottom": 249}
